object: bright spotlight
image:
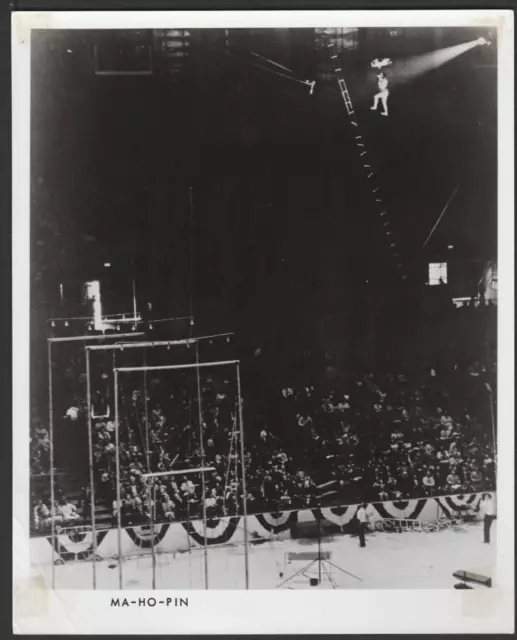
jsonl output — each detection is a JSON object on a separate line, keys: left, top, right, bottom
{"left": 384, "top": 38, "right": 493, "bottom": 90}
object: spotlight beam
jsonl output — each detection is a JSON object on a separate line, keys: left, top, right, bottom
{"left": 386, "top": 39, "right": 488, "bottom": 89}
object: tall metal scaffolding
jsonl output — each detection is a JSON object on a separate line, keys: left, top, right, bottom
{"left": 79, "top": 332, "right": 248, "bottom": 590}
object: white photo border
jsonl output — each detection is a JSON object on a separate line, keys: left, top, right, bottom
{"left": 12, "top": 10, "right": 514, "bottom": 634}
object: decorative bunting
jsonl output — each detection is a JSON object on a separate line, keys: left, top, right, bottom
{"left": 370, "top": 498, "right": 428, "bottom": 521}
{"left": 47, "top": 528, "right": 110, "bottom": 563}
{"left": 40, "top": 492, "right": 493, "bottom": 562}
{"left": 126, "top": 524, "right": 171, "bottom": 548}
{"left": 255, "top": 511, "right": 298, "bottom": 535}
{"left": 181, "top": 516, "right": 241, "bottom": 546}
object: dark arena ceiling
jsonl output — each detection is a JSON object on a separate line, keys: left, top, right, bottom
{"left": 30, "top": 27, "right": 497, "bottom": 348}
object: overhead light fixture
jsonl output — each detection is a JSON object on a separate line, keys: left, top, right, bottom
{"left": 104, "top": 262, "right": 111, "bottom": 268}
{"left": 64, "top": 320, "right": 69, "bottom": 327}
{"left": 448, "top": 245, "right": 454, "bottom": 249}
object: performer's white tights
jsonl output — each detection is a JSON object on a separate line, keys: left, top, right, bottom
{"left": 371, "top": 91, "right": 389, "bottom": 116}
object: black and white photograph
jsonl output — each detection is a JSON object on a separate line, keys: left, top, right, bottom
{"left": 13, "top": 10, "right": 514, "bottom": 635}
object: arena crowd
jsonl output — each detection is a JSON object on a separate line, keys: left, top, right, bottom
{"left": 30, "top": 326, "right": 496, "bottom": 532}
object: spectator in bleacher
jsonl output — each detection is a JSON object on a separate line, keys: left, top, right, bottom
{"left": 59, "top": 497, "right": 80, "bottom": 523}
{"left": 51, "top": 500, "right": 64, "bottom": 526}
{"left": 422, "top": 470, "right": 436, "bottom": 496}
{"left": 33, "top": 498, "right": 51, "bottom": 531}
{"left": 80, "top": 485, "right": 90, "bottom": 515}
{"left": 162, "top": 493, "right": 176, "bottom": 521}
{"left": 446, "top": 468, "right": 463, "bottom": 492}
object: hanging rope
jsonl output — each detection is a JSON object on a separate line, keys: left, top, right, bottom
{"left": 188, "top": 187, "right": 194, "bottom": 338}
{"left": 187, "top": 396, "right": 193, "bottom": 459}
{"left": 250, "top": 50, "right": 293, "bottom": 73}
{"left": 143, "top": 347, "right": 151, "bottom": 473}
{"left": 223, "top": 406, "right": 238, "bottom": 513}
{"left": 222, "top": 48, "right": 316, "bottom": 93}
{"left": 194, "top": 342, "right": 209, "bottom": 589}
{"left": 422, "top": 184, "right": 460, "bottom": 247}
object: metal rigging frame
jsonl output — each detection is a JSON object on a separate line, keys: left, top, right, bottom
{"left": 112, "top": 357, "right": 250, "bottom": 590}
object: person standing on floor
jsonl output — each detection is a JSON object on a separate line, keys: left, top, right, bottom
{"left": 479, "top": 493, "right": 496, "bottom": 543}
{"left": 356, "top": 502, "right": 369, "bottom": 548}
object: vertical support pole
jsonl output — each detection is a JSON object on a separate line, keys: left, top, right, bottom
{"left": 188, "top": 186, "right": 194, "bottom": 339}
{"left": 149, "top": 477, "right": 156, "bottom": 590}
{"left": 236, "top": 362, "right": 250, "bottom": 590}
{"left": 114, "top": 368, "right": 123, "bottom": 590}
{"left": 195, "top": 343, "right": 209, "bottom": 590}
{"left": 186, "top": 498, "right": 192, "bottom": 588}
{"left": 132, "top": 278, "right": 137, "bottom": 322}
{"left": 47, "top": 339, "right": 56, "bottom": 589}
{"left": 85, "top": 348, "right": 97, "bottom": 590}
{"left": 488, "top": 388, "right": 497, "bottom": 483}
{"left": 318, "top": 513, "right": 322, "bottom": 584}
{"left": 485, "top": 341, "right": 497, "bottom": 485}
{"left": 143, "top": 351, "right": 150, "bottom": 472}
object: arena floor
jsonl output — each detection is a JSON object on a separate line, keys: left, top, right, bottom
{"left": 46, "top": 521, "right": 496, "bottom": 590}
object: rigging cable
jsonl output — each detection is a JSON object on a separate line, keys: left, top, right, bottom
{"left": 222, "top": 48, "right": 315, "bottom": 92}
{"left": 143, "top": 347, "right": 151, "bottom": 473}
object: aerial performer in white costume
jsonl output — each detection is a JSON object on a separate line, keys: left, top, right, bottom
{"left": 371, "top": 71, "right": 389, "bottom": 116}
